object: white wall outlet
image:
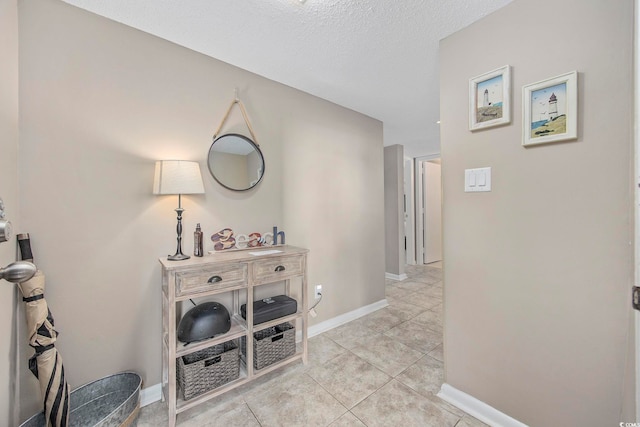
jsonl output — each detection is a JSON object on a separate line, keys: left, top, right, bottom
{"left": 314, "top": 284, "right": 322, "bottom": 299}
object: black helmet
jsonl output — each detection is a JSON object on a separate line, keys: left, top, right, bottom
{"left": 178, "top": 302, "right": 231, "bottom": 343}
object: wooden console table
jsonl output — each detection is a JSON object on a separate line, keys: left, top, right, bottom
{"left": 159, "top": 245, "right": 309, "bottom": 427}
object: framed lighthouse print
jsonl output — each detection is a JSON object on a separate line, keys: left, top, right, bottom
{"left": 469, "top": 65, "right": 511, "bottom": 131}
{"left": 523, "top": 71, "right": 578, "bottom": 146}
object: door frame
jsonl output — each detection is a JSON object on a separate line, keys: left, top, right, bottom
{"left": 404, "top": 157, "right": 416, "bottom": 265}
{"left": 415, "top": 153, "right": 441, "bottom": 265}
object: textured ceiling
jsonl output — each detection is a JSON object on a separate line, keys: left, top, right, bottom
{"left": 61, "top": 0, "right": 513, "bottom": 157}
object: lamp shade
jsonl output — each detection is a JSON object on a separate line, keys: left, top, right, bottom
{"left": 153, "top": 160, "right": 205, "bottom": 195}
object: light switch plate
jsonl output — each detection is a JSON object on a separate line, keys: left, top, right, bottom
{"left": 465, "top": 167, "right": 492, "bottom": 192}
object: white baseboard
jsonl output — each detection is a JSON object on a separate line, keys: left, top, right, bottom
{"left": 140, "top": 383, "right": 162, "bottom": 407}
{"left": 141, "top": 299, "right": 388, "bottom": 407}
{"left": 308, "top": 298, "right": 388, "bottom": 338}
{"left": 437, "top": 383, "right": 528, "bottom": 427}
{"left": 385, "top": 272, "right": 408, "bottom": 281}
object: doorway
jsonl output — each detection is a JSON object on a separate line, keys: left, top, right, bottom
{"left": 404, "top": 158, "right": 416, "bottom": 265}
{"left": 415, "top": 155, "right": 443, "bottom": 266}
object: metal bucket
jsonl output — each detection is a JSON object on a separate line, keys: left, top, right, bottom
{"left": 20, "top": 372, "right": 142, "bottom": 427}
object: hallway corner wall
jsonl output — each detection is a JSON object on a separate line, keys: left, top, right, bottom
{"left": 440, "top": 0, "right": 635, "bottom": 424}
{"left": 384, "top": 144, "right": 405, "bottom": 278}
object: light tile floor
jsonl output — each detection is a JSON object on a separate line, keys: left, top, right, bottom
{"left": 139, "top": 263, "right": 487, "bottom": 427}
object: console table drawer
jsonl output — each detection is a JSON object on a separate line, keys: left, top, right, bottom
{"left": 253, "top": 255, "right": 304, "bottom": 284}
{"left": 175, "top": 263, "right": 247, "bottom": 296}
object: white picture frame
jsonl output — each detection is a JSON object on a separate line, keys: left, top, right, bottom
{"left": 522, "top": 71, "right": 578, "bottom": 146}
{"left": 469, "top": 65, "right": 511, "bottom": 131}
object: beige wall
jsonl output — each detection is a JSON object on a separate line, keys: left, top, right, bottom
{"left": 282, "top": 101, "right": 385, "bottom": 317}
{"left": 17, "top": 0, "right": 384, "bottom": 420}
{"left": 0, "top": 0, "right": 19, "bottom": 425}
{"left": 440, "top": 0, "right": 634, "bottom": 425}
{"left": 384, "top": 145, "right": 404, "bottom": 276}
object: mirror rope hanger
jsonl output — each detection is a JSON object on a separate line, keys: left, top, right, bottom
{"left": 213, "top": 89, "right": 260, "bottom": 146}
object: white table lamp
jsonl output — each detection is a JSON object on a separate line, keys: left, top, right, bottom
{"left": 153, "top": 160, "right": 205, "bottom": 261}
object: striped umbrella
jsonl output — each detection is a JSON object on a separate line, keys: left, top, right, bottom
{"left": 18, "top": 270, "right": 70, "bottom": 427}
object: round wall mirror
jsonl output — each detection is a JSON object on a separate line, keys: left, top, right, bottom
{"left": 207, "top": 133, "right": 265, "bottom": 191}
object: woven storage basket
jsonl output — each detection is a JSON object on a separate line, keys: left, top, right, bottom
{"left": 177, "top": 340, "right": 239, "bottom": 400}
{"left": 242, "top": 322, "right": 295, "bottom": 370}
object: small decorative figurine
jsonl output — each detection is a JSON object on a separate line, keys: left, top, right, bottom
{"left": 211, "top": 228, "right": 235, "bottom": 251}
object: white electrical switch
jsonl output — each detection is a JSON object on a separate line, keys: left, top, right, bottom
{"left": 478, "top": 171, "right": 486, "bottom": 186}
{"left": 465, "top": 167, "right": 492, "bottom": 192}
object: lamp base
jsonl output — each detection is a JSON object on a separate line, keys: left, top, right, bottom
{"left": 167, "top": 198, "right": 190, "bottom": 262}
{"left": 167, "top": 253, "right": 190, "bottom": 261}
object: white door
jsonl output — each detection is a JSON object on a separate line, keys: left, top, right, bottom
{"left": 424, "top": 162, "right": 442, "bottom": 264}
{"left": 404, "top": 158, "right": 416, "bottom": 265}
